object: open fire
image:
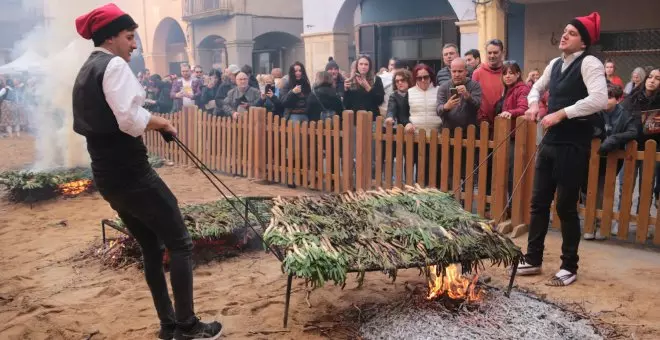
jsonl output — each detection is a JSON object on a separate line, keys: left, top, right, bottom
{"left": 427, "top": 264, "right": 483, "bottom": 303}
{"left": 58, "top": 179, "right": 93, "bottom": 196}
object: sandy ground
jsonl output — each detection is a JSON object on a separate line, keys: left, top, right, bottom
{"left": 1, "top": 135, "right": 660, "bottom": 340}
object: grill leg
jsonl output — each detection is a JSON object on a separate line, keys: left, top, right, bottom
{"left": 505, "top": 256, "right": 519, "bottom": 297}
{"left": 244, "top": 198, "right": 250, "bottom": 246}
{"left": 101, "top": 221, "right": 107, "bottom": 245}
{"left": 283, "top": 274, "right": 293, "bottom": 328}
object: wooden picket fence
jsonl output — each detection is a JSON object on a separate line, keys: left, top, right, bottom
{"left": 143, "top": 106, "right": 658, "bottom": 247}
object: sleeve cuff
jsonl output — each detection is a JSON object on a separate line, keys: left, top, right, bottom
{"left": 124, "top": 107, "right": 151, "bottom": 137}
{"left": 564, "top": 106, "right": 577, "bottom": 119}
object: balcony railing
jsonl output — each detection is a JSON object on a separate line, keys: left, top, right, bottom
{"left": 182, "top": 0, "right": 233, "bottom": 21}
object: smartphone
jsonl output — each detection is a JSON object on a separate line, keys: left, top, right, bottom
{"left": 450, "top": 87, "right": 458, "bottom": 97}
{"left": 265, "top": 83, "right": 274, "bottom": 94}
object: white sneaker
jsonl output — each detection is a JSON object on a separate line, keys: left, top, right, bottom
{"left": 584, "top": 229, "right": 606, "bottom": 241}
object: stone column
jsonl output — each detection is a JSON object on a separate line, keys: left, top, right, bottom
{"left": 455, "top": 20, "right": 479, "bottom": 55}
{"left": 226, "top": 40, "right": 254, "bottom": 67}
{"left": 302, "top": 32, "right": 350, "bottom": 74}
{"left": 144, "top": 53, "right": 168, "bottom": 76}
{"left": 476, "top": 0, "right": 506, "bottom": 58}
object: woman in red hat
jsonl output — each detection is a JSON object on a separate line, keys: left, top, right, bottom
{"left": 519, "top": 12, "right": 608, "bottom": 287}
{"left": 72, "top": 4, "right": 222, "bottom": 339}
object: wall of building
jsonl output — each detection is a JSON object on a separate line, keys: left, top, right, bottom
{"left": 243, "top": 0, "right": 303, "bottom": 18}
{"left": 523, "top": 0, "right": 660, "bottom": 73}
{"left": 506, "top": 2, "right": 525, "bottom": 68}
{"left": 252, "top": 16, "right": 303, "bottom": 39}
{"left": 360, "top": 0, "right": 456, "bottom": 24}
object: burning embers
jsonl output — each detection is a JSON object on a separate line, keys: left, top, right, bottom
{"left": 58, "top": 179, "right": 93, "bottom": 196}
{"left": 427, "top": 264, "right": 483, "bottom": 303}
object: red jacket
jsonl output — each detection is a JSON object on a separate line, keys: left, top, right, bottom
{"left": 501, "top": 81, "right": 531, "bottom": 138}
{"left": 473, "top": 63, "right": 504, "bottom": 126}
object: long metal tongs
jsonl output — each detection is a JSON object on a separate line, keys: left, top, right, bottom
{"left": 451, "top": 120, "right": 547, "bottom": 225}
{"left": 159, "top": 131, "right": 284, "bottom": 261}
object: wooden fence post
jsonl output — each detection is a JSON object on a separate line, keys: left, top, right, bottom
{"left": 582, "top": 139, "right": 602, "bottom": 236}
{"left": 249, "top": 107, "right": 267, "bottom": 180}
{"left": 187, "top": 107, "right": 193, "bottom": 166}
{"left": 476, "top": 122, "right": 489, "bottom": 216}
{"left": 510, "top": 116, "right": 528, "bottom": 226}
{"left": 637, "top": 140, "right": 656, "bottom": 244}
{"left": 247, "top": 108, "right": 254, "bottom": 178}
{"left": 342, "top": 110, "right": 355, "bottom": 192}
{"left": 259, "top": 109, "right": 268, "bottom": 180}
{"left": 491, "top": 117, "right": 511, "bottom": 221}
{"left": 355, "top": 111, "right": 371, "bottom": 190}
{"left": 522, "top": 120, "right": 537, "bottom": 225}
{"left": 618, "top": 141, "right": 638, "bottom": 239}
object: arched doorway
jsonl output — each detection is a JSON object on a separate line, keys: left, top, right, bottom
{"left": 332, "top": 0, "right": 459, "bottom": 71}
{"left": 253, "top": 32, "right": 303, "bottom": 74}
{"left": 198, "top": 35, "right": 227, "bottom": 71}
{"left": 128, "top": 32, "right": 146, "bottom": 75}
{"left": 153, "top": 17, "right": 189, "bottom": 76}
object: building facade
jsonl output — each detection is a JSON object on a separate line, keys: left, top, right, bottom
{"left": 518, "top": 0, "right": 660, "bottom": 79}
{"left": 70, "top": 0, "right": 306, "bottom": 76}
{"left": 301, "top": 0, "right": 489, "bottom": 74}
{"left": 302, "top": 0, "right": 660, "bottom": 78}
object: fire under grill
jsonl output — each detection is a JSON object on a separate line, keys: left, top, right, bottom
{"left": 357, "top": 286, "right": 604, "bottom": 340}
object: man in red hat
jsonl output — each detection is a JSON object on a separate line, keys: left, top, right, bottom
{"left": 72, "top": 4, "right": 222, "bottom": 339}
{"left": 520, "top": 12, "right": 608, "bottom": 286}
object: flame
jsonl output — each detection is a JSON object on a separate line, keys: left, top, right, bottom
{"left": 58, "top": 179, "right": 92, "bottom": 196}
{"left": 427, "top": 264, "right": 483, "bottom": 302}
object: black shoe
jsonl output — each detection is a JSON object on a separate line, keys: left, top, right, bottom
{"left": 158, "top": 324, "right": 176, "bottom": 340}
{"left": 175, "top": 318, "right": 222, "bottom": 340}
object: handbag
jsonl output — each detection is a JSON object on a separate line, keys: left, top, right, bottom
{"left": 641, "top": 109, "right": 660, "bottom": 135}
{"left": 311, "top": 89, "right": 337, "bottom": 123}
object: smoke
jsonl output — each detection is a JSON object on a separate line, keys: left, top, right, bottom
{"left": 15, "top": 0, "right": 107, "bottom": 170}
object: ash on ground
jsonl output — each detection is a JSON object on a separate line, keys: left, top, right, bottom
{"left": 360, "top": 290, "right": 602, "bottom": 340}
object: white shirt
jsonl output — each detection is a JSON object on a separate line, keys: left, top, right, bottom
{"left": 181, "top": 78, "right": 195, "bottom": 107}
{"left": 528, "top": 51, "right": 608, "bottom": 119}
{"left": 379, "top": 72, "right": 394, "bottom": 116}
{"left": 97, "top": 47, "right": 151, "bottom": 138}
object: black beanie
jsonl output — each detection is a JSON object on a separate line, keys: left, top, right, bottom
{"left": 325, "top": 57, "right": 339, "bottom": 71}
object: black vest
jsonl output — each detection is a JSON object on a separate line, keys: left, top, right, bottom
{"left": 546, "top": 52, "right": 594, "bottom": 146}
{"left": 72, "top": 51, "right": 150, "bottom": 191}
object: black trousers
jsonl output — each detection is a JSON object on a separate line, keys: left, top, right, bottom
{"left": 525, "top": 144, "right": 589, "bottom": 273}
{"left": 98, "top": 170, "right": 195, "bottom": 328}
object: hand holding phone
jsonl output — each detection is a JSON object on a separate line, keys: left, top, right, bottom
{"left": 450, "top": 87, "right": 458, "bottom": 97}
{"left": 265, "top": 83, "right": 274, "bottom": 95}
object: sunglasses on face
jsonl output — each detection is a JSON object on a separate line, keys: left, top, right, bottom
{"left": 416, "top": 75, "right": 430, "bottom": 81}
{"left": 395, "top": 78, "right": 407, "bottom": 83}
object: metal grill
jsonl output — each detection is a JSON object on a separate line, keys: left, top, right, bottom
{"left": 593, "top": 29, "right": 660, "bottom": 83}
